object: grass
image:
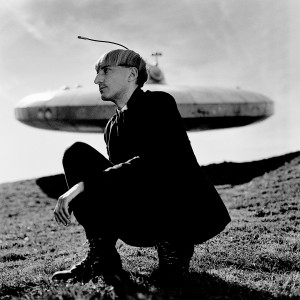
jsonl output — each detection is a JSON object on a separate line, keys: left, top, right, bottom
{"left": 1, "top": 152, "right": 300, "bottom": 299}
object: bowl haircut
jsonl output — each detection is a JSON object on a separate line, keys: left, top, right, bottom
{"left": 95, "top": 49, "right": 148, "bottom": 87}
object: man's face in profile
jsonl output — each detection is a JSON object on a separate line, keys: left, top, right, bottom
{"left": 94, "top": 64, "right": 132, "bottom": 102}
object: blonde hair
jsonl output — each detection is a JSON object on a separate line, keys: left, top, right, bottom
{"left": 95, "top": 49, "right": 148, "bottom": 87}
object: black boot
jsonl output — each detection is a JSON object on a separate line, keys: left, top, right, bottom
{"left": 52, "top": 237, "right": 123, "bottom": 283}
{"left": 155, "top": 240, "right": 194, "bottom": 284}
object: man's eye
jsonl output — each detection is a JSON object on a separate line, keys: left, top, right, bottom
{"left": 103, "top": 67, "right": 110, "bottom": 74}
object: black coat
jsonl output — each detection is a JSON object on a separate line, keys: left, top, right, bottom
{"left": 103, "top": 88, "right": 230, "bottom": 245}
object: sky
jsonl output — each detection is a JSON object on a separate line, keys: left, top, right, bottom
{"left": 1, "top": 0, "right": 300, "bottom": 183}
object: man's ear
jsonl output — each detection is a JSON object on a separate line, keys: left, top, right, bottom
{"left": 128, "top": 67, "right": 138, "bottom": 82}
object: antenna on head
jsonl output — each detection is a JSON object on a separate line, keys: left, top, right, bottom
{"left": 78, "top": 36, "right": 129, "bottom": 50}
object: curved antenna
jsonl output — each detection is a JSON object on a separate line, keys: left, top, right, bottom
{"left": 78, "top": 36, "right": 129, "bottom": 50}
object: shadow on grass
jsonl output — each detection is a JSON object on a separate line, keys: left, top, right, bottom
{"left": 36, "top": 174, "right": 68, "bottom": 199}
{"left": 0, "top": 284, "right": 36, "bottom": 300}
{"left": 36, "top": 151, "right": 300, "bottom": 199}
{"left": 202, "top": 151, "right": 300, "bottom": 186}
{"left": 1, "top": 271, "right": 297, "bottom": 300}
{"left": 179, "top": 271, "right": 298, "bottom": 300}
{"left": 115, "top": 271, "right": 298, "bottom": 300}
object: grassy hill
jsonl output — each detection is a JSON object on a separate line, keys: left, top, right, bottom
{"left": 1, "top": 152, "right": 300, "bottom": 299}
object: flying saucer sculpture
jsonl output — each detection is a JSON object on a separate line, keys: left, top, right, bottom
{"left": 14, "top": 59, "right": 274, "bottom": 132}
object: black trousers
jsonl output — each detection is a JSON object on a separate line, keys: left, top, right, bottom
{"left": 63, "top": 142, "right": 195, "bottom": 263}
{"left": 63, "top": 142, "right": 167, "bottom": 246}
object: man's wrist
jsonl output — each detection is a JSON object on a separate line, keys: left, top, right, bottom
{"left": 67, "top": 181, "right": 84, "bottom": 200}
{"left": 75, "top": 181, "right": 84, "bottom": 194}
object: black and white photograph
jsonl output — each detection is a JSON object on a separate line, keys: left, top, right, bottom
{"left": 0, "top": 1, "right": 299, "bottom": 299}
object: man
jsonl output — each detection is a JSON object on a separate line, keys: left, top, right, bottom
{"left": 52, "top": 49, "right": 231, "bottom": 284}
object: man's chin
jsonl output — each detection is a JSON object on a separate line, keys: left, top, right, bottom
{"left": 100, "top": 94, "right": 109, "bottom": 101}
{"left": 100, "top": 92, "right": 115, "bottom": 103}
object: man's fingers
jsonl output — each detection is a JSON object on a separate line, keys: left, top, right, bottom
{"left": 54, "top": 186, "right": 79, "bottom": 226}
{"left": 54, "top": 208, "right": 66, "bottom": 226}
{"left": 56, "top": 212, "right": 69, "bottom": 226}
{"left": 54, "top": 212, "right": 61, "bottom": 225}
{"left": 54, "top": 210, "right": 63, "bottom": 225}
{"left": 54, "top": 199, "right": 70, "bottom": 226}
{"left": 54, "top": 204, "right": 61, "bottom": 224}
{"left": 60, "top": 200, "right": 71, "bottom": 224}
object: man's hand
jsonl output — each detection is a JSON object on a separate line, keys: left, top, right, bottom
{"left": 54, "top": 182, "right": 84, "bottom": 226}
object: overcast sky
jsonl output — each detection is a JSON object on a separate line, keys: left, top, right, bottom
{"left": 1, "top": 0, "right": 300, "bottom": 183}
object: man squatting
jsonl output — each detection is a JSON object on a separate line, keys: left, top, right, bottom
{"left": 52, "top": 49, "right": 231, "bottom": 284}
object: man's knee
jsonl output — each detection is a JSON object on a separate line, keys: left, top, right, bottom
{"left": 65, "top": 141, "right": 90, "bottom": 155}
{"left": 63, "top": 142, "right": 90, "bottom": 166}
{"left": 62, "top": 141, "right": 111, "bottom": 177}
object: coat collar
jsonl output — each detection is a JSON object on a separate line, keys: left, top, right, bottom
{"left": 126, "top": 87, "right": 144, "bottom": 110}
{"left": 111, "top": 87, "right": 145, "bottom": 124}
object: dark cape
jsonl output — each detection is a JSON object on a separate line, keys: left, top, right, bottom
{"left": 101, "top": 87, "right": 230, "bottom": 246}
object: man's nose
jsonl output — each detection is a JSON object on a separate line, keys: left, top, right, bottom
{"left": 94, "top": 73, "right": 104, "bottom": 84}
